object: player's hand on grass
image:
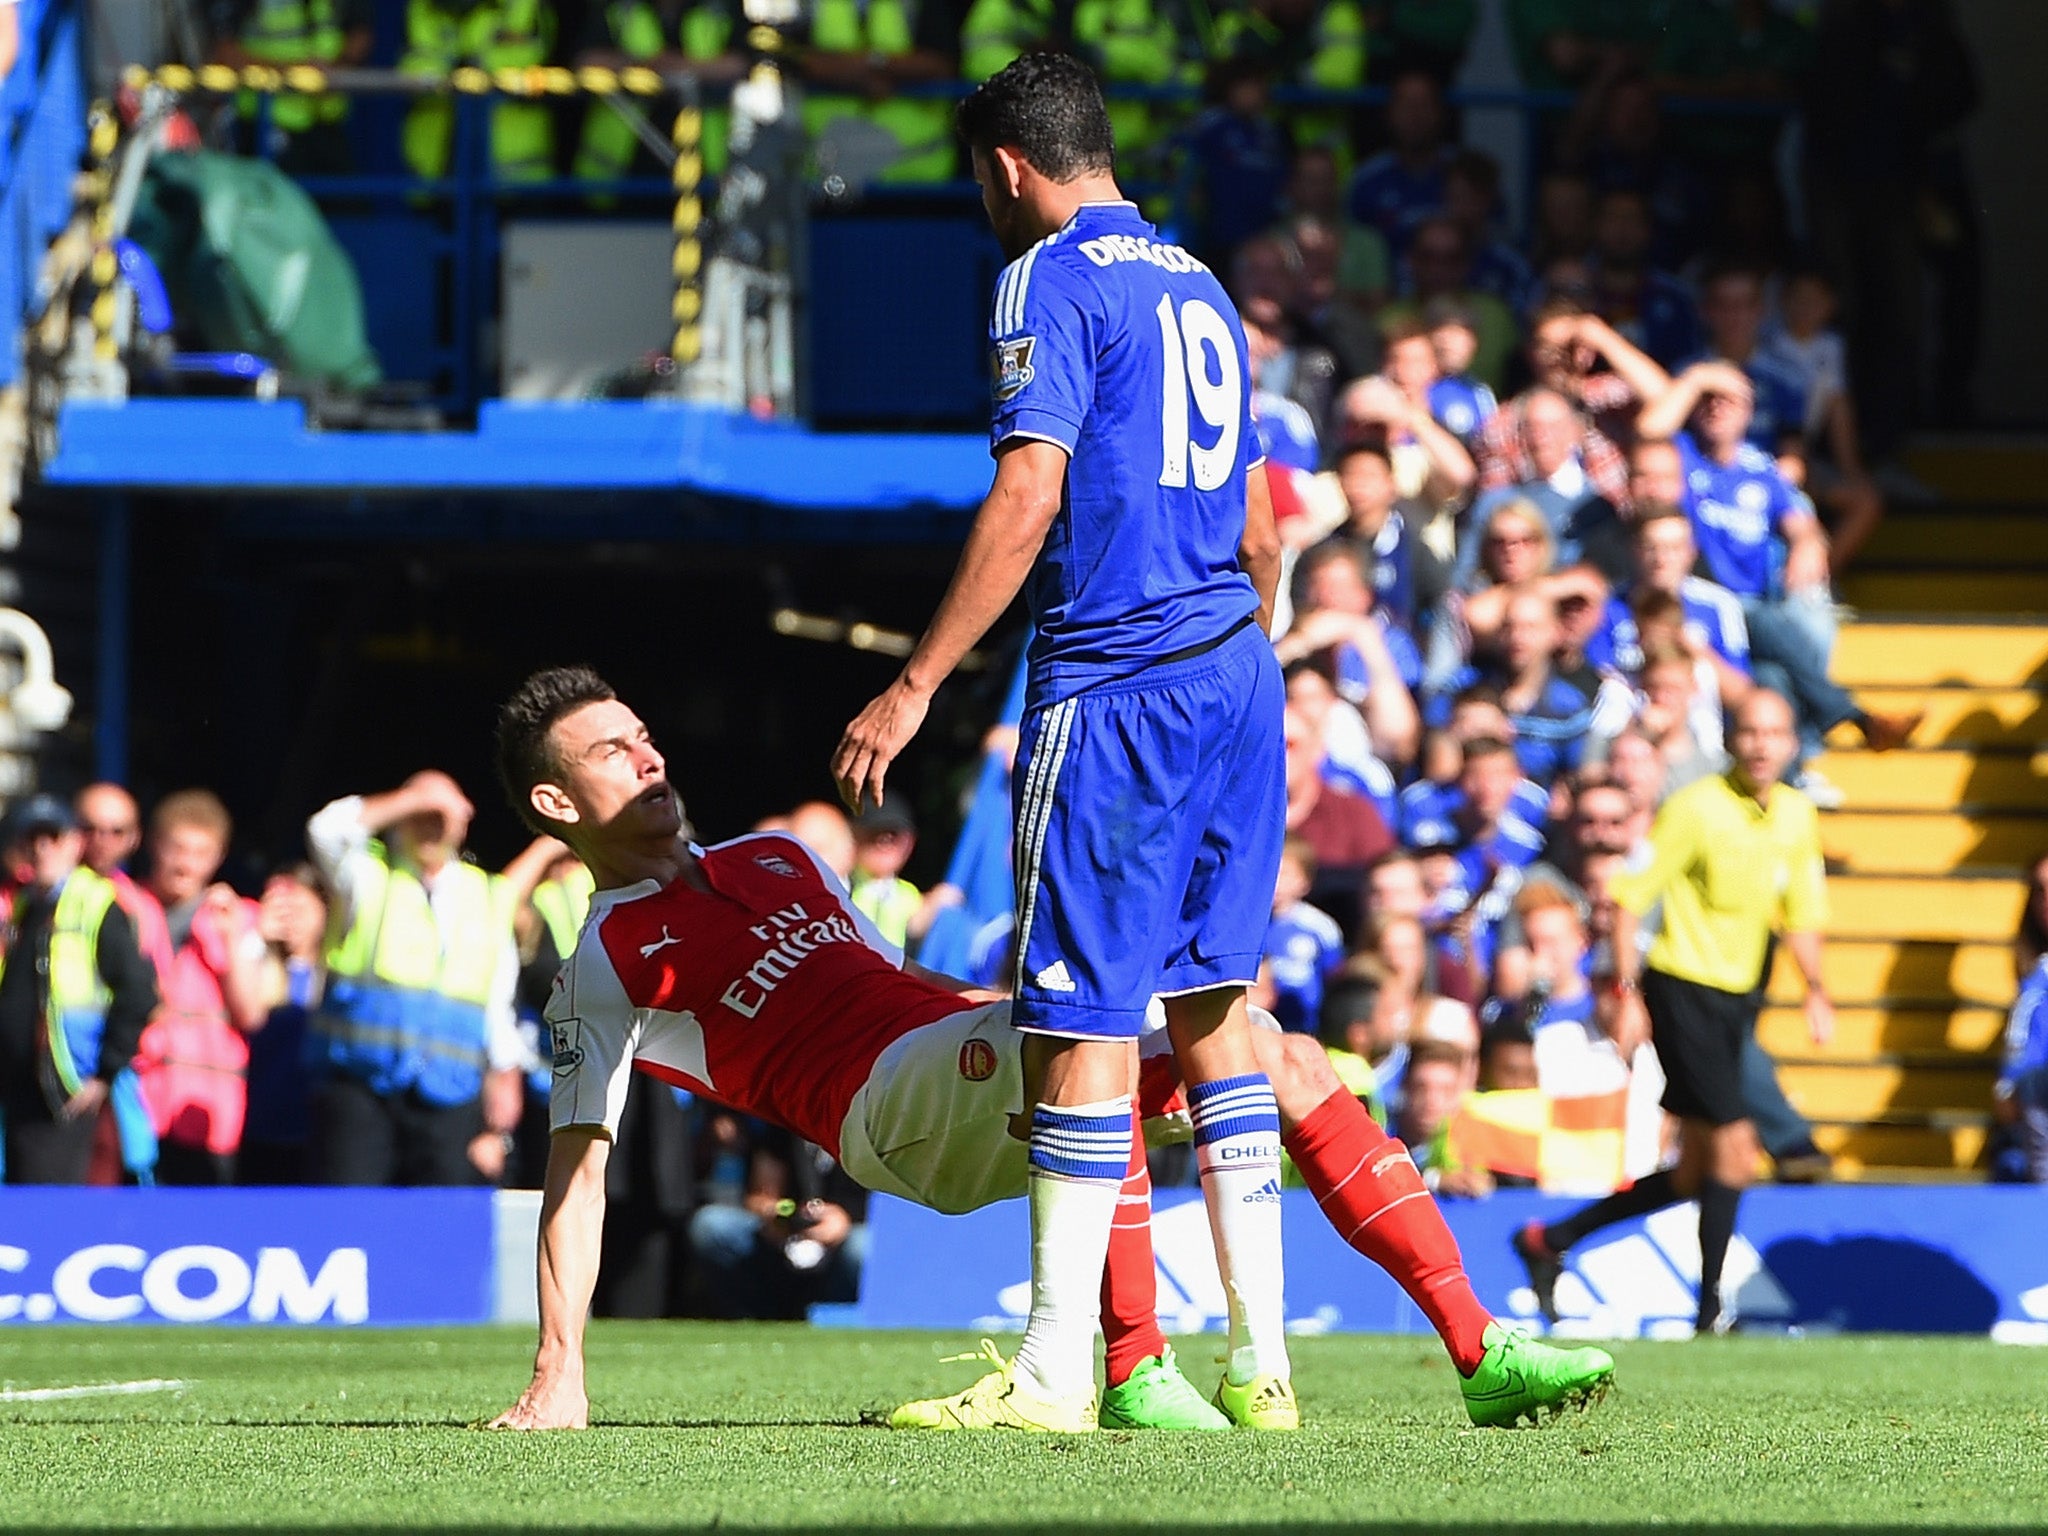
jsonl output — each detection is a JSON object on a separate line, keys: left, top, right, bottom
{"left": 832, "top": 679, "right": 930, "bottom": 814}
{"left": 488, "top": 1375, "right": 588, "bottom": 1431}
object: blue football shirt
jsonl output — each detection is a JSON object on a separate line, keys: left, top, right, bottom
{"left": 1585, "top": 575, "right": 1752, "bottom": 676}
{"left": 989, "top": 202, "right": 1262, "bottom": 704}
{"left": 1675, "top": 431, "right": 1806, "bottom": 598}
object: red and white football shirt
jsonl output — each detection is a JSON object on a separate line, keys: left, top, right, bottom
{"left": 546, "top": 833, "right": 976, "bottom": 1154}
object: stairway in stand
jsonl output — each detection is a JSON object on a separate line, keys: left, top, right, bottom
{"left": 1763, "top": 443, "right": 2048, "bottom": 1180}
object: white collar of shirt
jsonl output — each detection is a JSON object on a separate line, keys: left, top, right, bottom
{"left": 1545, "top": 455, "right": 1588, "bottom": 499}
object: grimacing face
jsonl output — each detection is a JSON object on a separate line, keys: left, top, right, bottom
{"left": 537, "top": 699, "right": 683, "bottom": 845}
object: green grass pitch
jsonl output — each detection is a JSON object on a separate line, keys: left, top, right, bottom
{"left": 0, "top": 1325, "right": 2041, "bottom": 1532}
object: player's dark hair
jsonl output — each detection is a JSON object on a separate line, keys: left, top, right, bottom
{"left": 957, "top": 52, "right": 1115, "bottom": 181}
{"left": 495, "top": 665, "right": 617, "bottom": 833}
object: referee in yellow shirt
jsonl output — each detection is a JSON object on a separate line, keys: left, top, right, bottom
{"left": 1513, "top": 691, "right": 1834, "bottom": 1334}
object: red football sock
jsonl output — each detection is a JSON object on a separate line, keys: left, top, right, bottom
{"left": 1099, "top": 1121, "right": 1169, "bottom": 1387}
{"left": 1285, "top": 1087, "right": 1494, "bottom": 1375}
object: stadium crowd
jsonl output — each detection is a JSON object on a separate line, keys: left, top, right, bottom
{"left": 5, "top": 2, "right": 2029, "bottom": 1318}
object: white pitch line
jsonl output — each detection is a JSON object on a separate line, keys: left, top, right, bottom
{"left": 0, "top": 1378, "right": 188, "bottom": 1403}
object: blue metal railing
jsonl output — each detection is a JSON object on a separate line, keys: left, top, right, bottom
{"left": 1, "top": 0, "right": 87, "bottom": 389}
{"left": 126, "top": 72, "right": 1797, "bottom": 416}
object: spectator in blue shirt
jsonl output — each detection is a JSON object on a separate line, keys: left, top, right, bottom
{"left": 1443, "top": 149, "right": 1534, "bottom": 316}
{"left": 1278, "top": 541, "right": 1424, "bottom": 767}
{"left": 1692, "top": 265, "right": 1809, "bottom": 462}
{"left": 1182, "top": 53, "right": 1294, "bottom": 266}
{"left": 1584, "top": 497, "right": 1752, "bottom": 717}
{"left": 237, "top": 863, "right": 328, "bottom": 1186}
{"left": 1637, "top": 362, "right": 1825, "bottom": 601}
{"left": 1590, "top": 187, "right": 1702, "bottom": 368}
{"left": 1634, "top": 377, "right": 1921, "bottom": 778}
{"left": 1428, "top": 586, "right": 1634, "bottom": 788}
{"left": 1996, "top": 950, "right": 2048, "bottom": 1183}
{"left": 1423, "top": 298, "right": 1499, "bottom": 447}
{"left": 1258, "top": 839, "right": 1346, "bottom": 1036}
{"left": 1325, "top": 435, "right": 1446, "bottom": 631}
{"left": 1284, "top": 657, "right": 1400, "bottom": 830}
{"left": 1405, "top": 686, "right": 1554, "bottom": 846}
{"left": 1435, "top": 735, "right": 1549, "bottom": 885}
{"left": 1347, "top": 68, "right": 1452, "bottom": 247}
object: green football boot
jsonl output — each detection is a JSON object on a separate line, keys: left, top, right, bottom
{"left": 1459, "top": 1321, "right": 1615, "bottom": 1429}
{"left": 1098, "top": 1347, "right": 1231, "bottom": 1431}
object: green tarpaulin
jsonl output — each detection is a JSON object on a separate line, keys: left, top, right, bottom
{"left": 129, "top": 151, "right": 381, "bottom": 389}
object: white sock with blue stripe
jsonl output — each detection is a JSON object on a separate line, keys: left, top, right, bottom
{"left": 1012, "top": 1096, "right": 1131, "bottom": 1403}
{"left": 1189, "top": 1072, "right": 1289, "bottom": 1386}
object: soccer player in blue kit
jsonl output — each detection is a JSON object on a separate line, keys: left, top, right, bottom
{"left": 833, "top": 54, "right": 1297, "bottom": 1432}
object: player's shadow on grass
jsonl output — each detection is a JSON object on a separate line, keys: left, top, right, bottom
{"left": 1759, "top": 1234, "right": 2001, "bottom": 1332}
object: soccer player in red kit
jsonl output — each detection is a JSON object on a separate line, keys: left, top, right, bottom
{"left": 486, "top": 667, "right": 1615, "bottom": 1433}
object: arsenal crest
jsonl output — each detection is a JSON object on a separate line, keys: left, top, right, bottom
{"left": 957, "top": 1038, "right": 998, "bottom": 1083}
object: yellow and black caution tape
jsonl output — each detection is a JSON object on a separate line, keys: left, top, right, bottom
{"left": 119, "top": 63, "right": 674, "bottom": 99}
{"left": 84, "top": 98, "right": 122, "bottom": 363}
{"left": 670, "top": 106, "right": 703, "bottom": 366}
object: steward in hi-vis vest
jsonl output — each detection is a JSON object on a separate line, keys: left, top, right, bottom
{"left": 401, "top": 0, "right": 557, "bottom": 183}
{"left": 0, "top": 795, "right": 160, "bottom": 1186}
{"left": 574, "top": 0, "right": 744, "bottom": 183}
{"left": 802, "top": 0, "right": 965, "bottom": 185}
{"left": 213, "top": 0, "right": 374, "bottom": 172}
{"left": 305, "top": 773, "right": 524, "bottom": 1186}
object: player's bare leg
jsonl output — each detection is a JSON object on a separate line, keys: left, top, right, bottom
{"left": 1163, "top": 986, "right": 1293, "bottom": 1428}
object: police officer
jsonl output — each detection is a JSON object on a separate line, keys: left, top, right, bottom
{"left": 573, "top": 0, "right": 746, "bottom": 185}
{"left": 305, "top": 770, "right": 525, "bottom": 1186}
{"left": 0, "top": 796, "right": 160, "bottom": 1186}
{"left": 400, "top": 0, "right": 557, "bottom": 184}
{"left": 208, "top": 0, "right": 374, "bottom": 174}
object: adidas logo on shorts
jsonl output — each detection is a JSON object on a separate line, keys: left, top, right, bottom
{"left": 1033, "top": 960, "right": 1078, "bottom": 993}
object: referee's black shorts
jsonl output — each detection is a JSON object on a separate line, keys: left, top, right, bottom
{"left": 1643, "top": 967, "right": 1757, "bottom": 1126}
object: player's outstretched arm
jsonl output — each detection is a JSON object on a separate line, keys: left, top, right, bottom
{"left": 832, "top": 440, "right": 1067, "bottom": 813}
{"left": 489, "top": 1127, "right": 611, "bottom": 1431}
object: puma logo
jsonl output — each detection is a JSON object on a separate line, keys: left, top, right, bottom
{"left": 639, "top": 926, "right": 682, "bottom": 959}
